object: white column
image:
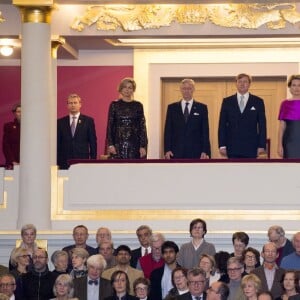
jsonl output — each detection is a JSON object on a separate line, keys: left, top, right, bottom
{"left": 17, "top": 6, "right": 53, "bottom": 229}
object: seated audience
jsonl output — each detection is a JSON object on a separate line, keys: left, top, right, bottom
{"left": 51, "top": 250, "right": 69, "bottom": 276}
{"left": 73, "top": 254, "right": 113, "bottom": 300}
{"left": 231, "top": 232, "right": 250, "bottom": 259}
{"left": 177, "top": 218, "right": 216, "bottom": 269}
{"left": 0, "top": 274, "right": 16, "bottom": 300}
{"left": 207, "top": 281, "right": 230, "bottom": 300}
{"left": 9, "top": 247, "right": 30, "bottom": 279}
{"left": 102, "top": 245, "right": 144, "bottom": 295}
{"left": 137, "top": 233, "right": 165, "bottom": 279}
{"left": 268, "top": 226, "right": 294, "bottom": 266}
{"left": 69, "top": 248, "right": 89, "bottom": 279}
{"left": 104, "top": 270, "right": 139, "bottom": 300}
{"left": 241, "top": 274, "right": 262, "bottom": 300}
{"left": 133, "top": 277, "right": 152, "bottom": 300}
{"left": 214, "top": 251, "right": 230, "bottom": 283}
{"left": 95, "top": 227, "right": 112, "bottom": 253}
{"left": 20, "top": 247, "right": 56, "bottom": 300}
{"left": 242, "top": 247, "right": 261, "bottom": 275}
{"left": 50, "top": 274, "right": 79, "bottom": 300}
{"left": 98, "top": 241, "right": 117, "bottom": 269}
{"left": 199, "top": 254, "right": 220, "bottom": 290}
{"left": 149, "top": 241, "right": 179, "bottom": 300}
{"left": 165, "top": 267, "right": 189, "bottom": 298}
{"left": 251, "top": 242, "right": 285, "bottom": 299}
{"left": 275, "top": 270, "right": 299, "bottom": 300}
{"left": 131, "top": 225, "right": 152, "bottom": 268}
{"left": 281, "top": 232, "right": 300, "bottom": 270}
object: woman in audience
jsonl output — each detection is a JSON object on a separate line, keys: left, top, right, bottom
{"left": 69, "top": 248, "right": 89, "bottom": 279}
{"left": 51, "top": 250, "right": 69, "bottom": 275}
{"left": 275, "top": 270, "right": 299, "bottom": 300}
{"left": 51, "top": 274, "right": 78, "bottom": 300}
{"left": 231, "top": 232, "right": 249, "bottom": 258}
{"left": 165, "top": 266, "right": 189, "bottom": 298}
{"left": 177, "top": 218, "right": 216, "bottom": 269}
{"left": 104, "top": 270, "right": 138, "bottom": 300}
{"left": 242, "top": 247, "right": 261, "bottom": 275}
{"left": 214, "top": 251, "right": 230, "bottom": 283}
{"left": 241, "top": 273, "right": 262, "bottom": 300}
{"left": 133, "top": 277, "right": 151, "bottom": 300}
{"left": 9, "top": 247, "right": 30, "bottom": 279}
{"left": 198, "top": 254, "right": 220, "bottom": 290}
{"left": 106, "top": 77, "right": 148, "bottom": 159}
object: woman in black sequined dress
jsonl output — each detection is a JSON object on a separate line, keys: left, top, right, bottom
{"left": 106, "top": 78, "right": 148, "bottom": 159}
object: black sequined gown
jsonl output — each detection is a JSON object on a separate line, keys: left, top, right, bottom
{"left": 106, "top": 99, "right": 148, "bottom": 159}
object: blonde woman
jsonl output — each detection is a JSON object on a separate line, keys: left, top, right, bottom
{"left": 242, "top": 274, "right": 262, "bottom": 300}
{"left": 199, "top": 254, "right": 220, "bottom": 290}
{"left": 51, "top": 274, "right": 79, "bottom": 300}
{"left": 69, "top": 248, "right": 89, "bottom": 279}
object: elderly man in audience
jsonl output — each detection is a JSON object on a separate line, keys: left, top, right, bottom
{"left": 51, "top": 250, "right": 69, "bottom": 276}
{"left": 137, "top": 232, "right": 165, "bottom": 279}
{"left": 130, "top": 225, "right": 152, "bottom": 268}
{"left": 0, "top": 274, "right": 16, "bottom": 300}
{"left": 280, "top": 232, "right": 300, "bottom": 270}
{"left": 73, "top": 254, "right": 112, "bottom": 300}
{"left": 95, "top": 227, "right": 112, "bottom": 252}
{"left": 150, "top": 241, "right": 179, "bottom": 300}
{"left": 207, "top": 281, "right": 230, "bottom": 300}
{"left": 177, "top": 268, "right": 207, "bottom": 300}
{"left": 102, "top": 245, "right": 144, "bottom": 295}
{"left": 20, "top": 247, "right": 56, "bottom": 300}
{"left": 98, "top": 241, "right": 117, "bottom": 269}
{"left": 267, "top": 226, "right": 294, "bottom": 265}
{"left": 251, "top": 242, "right": 285, "bottom": 299}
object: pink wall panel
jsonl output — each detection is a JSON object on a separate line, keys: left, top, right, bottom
{"left": 0, "top": 65, "right": 133, "bottom": 164}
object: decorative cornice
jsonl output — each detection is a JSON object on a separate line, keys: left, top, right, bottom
{"left": 0, "top": 11, "right": 5, "bottom": 24}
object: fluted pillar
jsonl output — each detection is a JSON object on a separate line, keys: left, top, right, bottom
{"left": 14, "top": 2, "right": 54, "bottom": 229}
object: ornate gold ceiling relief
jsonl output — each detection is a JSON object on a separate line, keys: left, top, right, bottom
{"left": 0, "top": 11, "right": 5, "bottom": 24}
{"left": 70, "top": 3, "right": 300, "bottom": 32}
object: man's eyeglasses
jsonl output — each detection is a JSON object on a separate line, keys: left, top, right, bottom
{"left": 227, "top": 267, "right": 242, "bottom": 272}
{"left": 189, "top": 280, "right": 205, "bottom": 285}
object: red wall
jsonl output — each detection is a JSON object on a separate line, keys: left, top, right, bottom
{"left": 0, "top": 65, "right": 133, "bottom": 164}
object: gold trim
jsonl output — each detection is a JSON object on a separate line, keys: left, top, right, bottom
{"left": 51, "top": 36, "right": 65, "bottom": 59}
{"left": 0, "top": 191, "right": 7, "bottom": 209}
{"left": 17, "top": 6, "right": 53, "bottom": 23}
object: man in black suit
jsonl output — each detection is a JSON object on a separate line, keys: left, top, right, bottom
{"left": 57, "top": 93, "right": 97, "bottom": 169}
{"left": 130, "top": 225, "right": 152, "bottom": 268}
{"left": 218, "top": 73, "right": 267, "bottom": 158}
{"left": 164, "top": 78, "right": 211, "bottom": 159}
{"left": 177, "top": 268, "right": 207, "bottom": 300}
{"left": 73, "top": 254, "right": 113, "bottom": 300}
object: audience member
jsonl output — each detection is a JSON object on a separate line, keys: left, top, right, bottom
{"left": 137, "top": 233, "right": 165, "bottom": 279}
{"left": 241, "top": 274, "right": 262, "bottom": 300}
{"left": 2, "top": 103, "right": 21, "bottom": 169}
{"left": 51, "top": 250, "right": 69, "bottom": 276}
{"left": 281, "top": 233, "right": 300, "bottom": 270}
{"left": 226, "top": 257, "right": 246, "bottom": 300}
{"left": 177, "top": 218, "right": 216, "bottom": 269}
{"left": 268, "top": 226, "right": 294, "bottom": 266}
{"left": 106, "top": 77, "right": 148, "bottom": 159}
{"left": 215, "top": 251, "right": 231, "bottom": 283}
{"left": 242, "top": 248, "right": 261, "bottom": 275}
{"left": 104, "top": 270, "right": 139, "bottom": 300}
{"left": 231, "top": 232, "right": 250, "bottom": 259}
{"left": 275, "top": 270, "right": 299, "bottom": 300}
{"left": 102, "top": 245, "right": 144, "bottom": 295}
{"left": 177, "top": 268, "right": 207, "bottom": 300}
{"left": 258, "top": 292, "right": 274, "bottom": 300}
{"left": 166, "top": 267, "right": 189, "bottom": 298}
{"left": 9, "top": 247, "right": 29, "bottom": 280}
{"left": 69, "top": 248, "right": 89, "bottom": 279}
{"left": 73, "top": 254, "right": 112, "bottom": 300}
{"left": 131, "top": 225, "right": 152, "bottom": 268}
{"left": 207, "top": 281, "right": 230, "bottom": 300}
{"left": 98, "top": 241, "right": 117, "bottom": 269}
{"left": 251, "top": 242, "right": 285, "bottom": 299}
{"left": 0, "top": 274, "right": 16, "bottom": 300}
{"left": 95, "top": 227, "right": 112, "bottom": 251}
{"left": 164, "top": 78, "right": 211, "bottom": 159}
{"left": 199, "top": 254, "right": 220, "bottom": 290}
{"left": 20, "top": 248, "right": 56, "bottom": 300}
{"left": 57, "top": 93, "right": 97, "bottom": 169}
{"left": 218, "top": 73, "right": 267, "bottom": 158}
{"left": 133, "top": 277, "right": 151, "bottom": 300}
{"left": 51, "top": 273, "right": 79, "bottom": 300}
{"left": 149, "top": 241, "right": 179, "bottom": 300}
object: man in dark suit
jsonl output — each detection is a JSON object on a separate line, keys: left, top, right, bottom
{"left": 177, "top": 268, "right": 207, "bottom": 300}
{"left": 218, "top": 73, "right": 267, "bottom": 158}
{"left": 57, "top": 93, "right": 97, "bottom": 169}
{"left": 164, "top": 78, "right": 211, "bottom": 159}
{"left": 130, "top": 225, "right": 152, "bottom": 268}
{"left": 73, "top": 254, "right": 113, "bottom": 300}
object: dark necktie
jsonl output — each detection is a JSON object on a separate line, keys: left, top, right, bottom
{"left": 144, "top": 248, "right": 148, "bottom": 256}
{"left": 184, "top": 102, "right": 189, "bottom": 123}
{"left": 71, "top": 116, "right": 76, "bottom": 137}
{"left": 239, "top": 95, "right": 245, "bottom": 113}
{"left": 195, "top": 297, "right": 202, "bottom": 300}
{"left": 88, "top": 279, "right": 98, "bottom": 285}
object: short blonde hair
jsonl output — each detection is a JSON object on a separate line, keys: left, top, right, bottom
{"left": 10, "top": 247, "right": 29, "bottom": 267}
{"left": 118, "top": 78, "right": 136, "bottom": 93}
{"left": 71, "top": 247, "right": 89, "bottom": 260}
{"left": 241, "top": 274, "right": 261, "bottom": 292}
{"left": 87, "top": 254, "right": 107, "bottom": 270}
{"left": 21, "top": 224, "right": 37, "bottom": 237}
{"left": 53, "top": 274, "right": 74, "bottom": 297}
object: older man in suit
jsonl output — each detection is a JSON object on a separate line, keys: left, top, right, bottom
{"left": 57, "top": 93, "right": 97, "bottom": 169}
{"left": 164, "top": 78, "right": 211, "bottom": 159}
{"left": 73, "top": 254, "right": 112, "bottom": 300}
{"left": 218, "top": 73, "right": 267, "bottom": 158}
